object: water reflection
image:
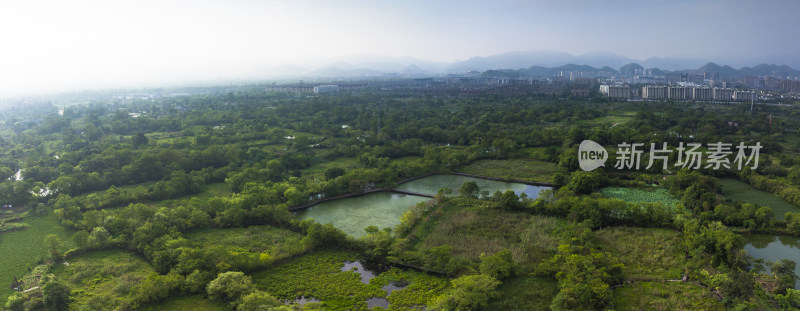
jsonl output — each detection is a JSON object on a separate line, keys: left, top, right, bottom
{"left": 746, "top": 234, "right": 800, "bottom": 249}
{"left": 341, "top": 260, "right": 410, "bottom": 309}
{"left": 382, "top": 280, "right": 409, "bottom": 293}
{"left": 298, "top": 175, "right": 552, "bottom": 238}
{"left": 297, "top": 192, "right": 430, "bottom": 238}
{"left": 396, "top": 174, "right": 550, "bottom": 199}
{"left": 340, "top": 260, "right": 389, "bottom": 284}
{"left": 367, "top": 297, "right": 390, "bottom": 309}
{"left": 743, "top": 234, "right": 800, "bottom": 289}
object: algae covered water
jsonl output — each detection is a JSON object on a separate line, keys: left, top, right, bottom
{"left": 297, "top": 175, "right": 552, "bottom": 238}
{"left": 296, "top": 192, "right": 430, "bottom": 238}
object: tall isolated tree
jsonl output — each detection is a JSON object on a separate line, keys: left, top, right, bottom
{"left": 44, "top": 234, "right": 61, "bottom": 261}
{"left": 459, "top": 181, "right": 480, "bottom": 199}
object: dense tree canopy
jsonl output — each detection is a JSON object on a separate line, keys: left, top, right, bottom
{"left": 2, "top": 86, "right": 800, "bottom": 310}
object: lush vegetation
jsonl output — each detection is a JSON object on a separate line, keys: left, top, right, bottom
{"left": 595, "top": 227, "right": 684, "bottom": 280}
{"left": 52, "top": 250, "right": 154, "bottom": 310}
{"left": 457, "top": 158, "right": 558, "bottom": 183}
{"left": 182, "top": 224, "right": 306, "bottom": 269}
{"left": 600, "top": 186, "right": 680, "bottom": 209}
{"left": 0, "top": 213, "right": 74, "bottom": 302}
{"left": 140, "top": 295, "right": 230, "bottom": 311}
{"left": 2, "top": 87, "right": 800, "bottom": 310}
{"left": 611, "top": 282, "right": 725, "bottom": 310}
{"left": 252, "top": 250, "right": 449, "bottom": 310}
{"left": 718, "top": 177, "right": 800, "bottom": 220}
{"left": 4, "top": 249, "right": 156, "bottom": 311}
{"left": 407, "top": 200, "right": 563, "bottom": 271}
{"left": 481, "top": 276, "right": 558, "bottom": 311}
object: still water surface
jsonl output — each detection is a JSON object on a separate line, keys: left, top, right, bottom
{"left": 743, "top": 234, "right": 800, "bottom": 289}
{"left": 297, "top": 175, "right": 552, "bottom": 238}
{"left": 396, "top": 174, "right": 550, "bottom": 198}
{"left": 296, "top": 192, "right": 429, "bottom": 238}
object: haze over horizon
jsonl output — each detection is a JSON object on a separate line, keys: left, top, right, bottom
{"left": 1, "top": 0, "right": 798, "bottom": 97}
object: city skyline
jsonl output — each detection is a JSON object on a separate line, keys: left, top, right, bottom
{"left": 1, "top": 0, "right": 799, "bottom": 96}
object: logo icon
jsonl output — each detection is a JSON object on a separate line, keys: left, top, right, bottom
{"left": 578, "top": 140, "right": 608, "bottom": 171}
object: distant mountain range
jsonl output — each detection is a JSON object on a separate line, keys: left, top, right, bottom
{"left": 251, "top": 51, "right": 799, "bottom": 80}
{"left": 479, "top": 62, "right": 800, "bottom": 80}
{"left": 691, "top": 63, "right": 800, "bottom": 80}
{"left": 444, "top": 51, "right": 706, "bottom": 72}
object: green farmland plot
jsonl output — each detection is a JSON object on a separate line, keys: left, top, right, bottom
{"left": 600, "top": 187, "right": 680, "bottom": 209}
{"left": 718, "top": 178, "right": 800, "bottom": 220}
{"left": 0, "top": 213, "right": 75, "bottom": 302}
{"left": 52, "top": 250, "right": 155, "bottom": 310}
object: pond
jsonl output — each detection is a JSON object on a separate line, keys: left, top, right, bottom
{"left": 296, "top": 192, "right": 430, "bottom": 238}
{"left": 297, "top": 175, "right": 552, "bottom": 238}
{"left": 719, "top": 178, "right": 800, "bottom": 220}
{"left": 396, "top": 174, "right": 551, "bottom": 199}
{"left": 743, "top": 234, "right": 800, "bottom": 289}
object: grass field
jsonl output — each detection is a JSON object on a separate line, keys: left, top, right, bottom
{"left": 778, "top": 134, "right": 800, "bottom": 156}
{"left": 300, "top": 157, "right": 362, "bottom": 181}
{"left": 0, "top": 212, "right": 75, "bottom": 303}
{"left": 600, "top": 187, "right": 680, "bottom": 209}
{"left": 457, "top": 158, "right": 558, "bottom": 184}
{"left": 52, "top": 249, "right": 155, "bottom": 310}
{"left": 411, "top": 200, "right": 564, "bottom": 269}
{"left": 611, "top": 281, "right": 724, "bottom": 310}
{"left": 482, "top": 276, "right": 558, "bottom": 311}
{"left": 718, "top": 178, "right": 800, "bottom": 220}
{"left": 183, "top": 224, "right": 305, "bottom": 262}
{"left": 595, "top": 227, "right": 684, "bottom": 280}
{"left": 520, "top": 146, "right": 554, "bottom": 161}
{"left": 156, "top": 182, "right": 232, "bottom": 206}
{"left": 140, "top": 295, "right": 231, "bottom": 311}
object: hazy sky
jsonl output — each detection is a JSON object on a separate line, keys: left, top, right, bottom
{"left": 1, "top": 0, "right": 798, "bottom": 96}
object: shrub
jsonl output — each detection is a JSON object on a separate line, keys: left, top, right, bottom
{"left": 238, "top": 291, "right": 282, "bottom": 311}
{"left": 42, "top": 281, "right": 70, "bottom": 311}
{"left": 429, "top": 274, "right": 501, "bottom": 311}
{"left": 479, "top": 249, "right": 513, "bottom": 280}
{"left": 207, "top": 271, "right": 255, "bottom": 306}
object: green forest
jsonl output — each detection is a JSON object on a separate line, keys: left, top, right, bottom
{"left": 1, "top": 87, "right": 800, "bottom": 310}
